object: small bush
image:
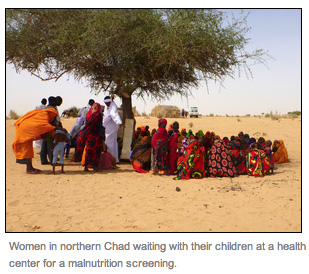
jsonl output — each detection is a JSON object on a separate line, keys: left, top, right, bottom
{"left": 288, "top": 111, "right": 301, "bottom": 116}
{"left": 70, "top": 106, "right": 80, "bottom": 118}
{"left": 9, "top": 110, "right": 20, "bottom": 119}
{"left": 270, "top": 111, "right": 280, "bottom": 121}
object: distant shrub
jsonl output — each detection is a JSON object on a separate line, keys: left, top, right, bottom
{"left": 270, "top": 111, "right": 280, "bottom": 121}
{"left": 288, "top": 111, "right": 301, "bottom": 116}
{"left": 209, "top": 113, "right": 214, "bottom": 117}
{"left": 245, "top": 114, "right": 251, "bottom": 117}
{"left": 9, "top": 110, "right": 20, "bottom": 119}
{"left": 70, "top": 106, "right": 80, "bottom": 118}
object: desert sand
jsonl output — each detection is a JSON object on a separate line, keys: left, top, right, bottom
{"left": 6, "top": 115, "right": 301, "bottom": 232}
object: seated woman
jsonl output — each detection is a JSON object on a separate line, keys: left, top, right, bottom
{"left": 174, "top": 139, "right": 206, "bottom": 180}
{"left": 229, "top": 140, "right": 247, "bottom": 175}
{"left": 272, "top": 140, "right": 289, "bottom": 163}
{"left": 264, "top": 140, "right": 275, "bottom": 173}
{"left": 130, "top": 132, "right": 151, "bottom": 173}
{"left": 187, "top": 129, "right": 195, "bottom": 140}
{"left": 247, "top": 143, "right": 271, "bottom": 176}
{"left": 207, "top": 139, "right": 237, "bottom": 177}
{"left": 179, "top": 134, "right": 190, "bottom": 157}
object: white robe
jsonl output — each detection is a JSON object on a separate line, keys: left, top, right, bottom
{"left": 33, "top": 104, "right": 47, "bottom": 148}
{"left": 103, "top": 101, "right": 122, "bottom": 163}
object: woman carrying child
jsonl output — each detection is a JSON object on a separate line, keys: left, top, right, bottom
{"left": 74, "top": 102, "right": 104, "bottom": 172}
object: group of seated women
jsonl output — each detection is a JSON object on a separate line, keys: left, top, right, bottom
{"left": 130, "top": 118, "right": 289, "bottom": 180}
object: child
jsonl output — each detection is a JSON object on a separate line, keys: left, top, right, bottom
{"left": 99, "top": 142, "right": 116, "bottom": 169}
{"left": 50, "top": 122, "right": 70, "bottom": 174}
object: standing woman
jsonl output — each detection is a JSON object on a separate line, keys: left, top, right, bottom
{"left": 168, "top": 121, "right": 180, "bottom": 175}
{"left": 12, "top": 108, "right": 58, "bottom": 174}
{"left": 151, "top": 118, "right": 169, "bottom": 174}
{"left": 74, "top": 103, "right": 104, "bottom": 171}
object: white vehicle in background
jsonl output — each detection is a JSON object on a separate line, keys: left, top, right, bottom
{"left": 189, "top": 107, "right": 199, "bottom": 118}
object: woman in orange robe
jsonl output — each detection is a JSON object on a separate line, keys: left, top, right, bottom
{"left": 272, "top": 140, "right": 289, "bottom": 163}
{"left": 12, "top": 108, "right": 58, "bottom": 174}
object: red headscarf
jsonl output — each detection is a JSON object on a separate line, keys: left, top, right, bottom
{"left": 158, "top": 118, "right": 167, "bottom": 128}
{"left": 151, "top": 118, "right": 168, "bottom": 148}
{"left": 86, "top": 102, "right": 101, "bottom": 121}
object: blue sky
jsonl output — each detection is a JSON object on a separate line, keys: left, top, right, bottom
{"left": 5, "top": 9, "right": 301, "bottom": 117}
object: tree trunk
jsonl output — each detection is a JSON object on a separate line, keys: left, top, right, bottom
{"left": 121, "top": 95, "right": 134, "bottom": 124}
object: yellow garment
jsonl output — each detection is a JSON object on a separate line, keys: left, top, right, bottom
{"left": 273, "top": 140, "right": 289, "bottom": 163}
{"left": 12, "top": 108, "right": 58, "bottom": 160}
{"left": 177, "top": 134, "right": 185, "bottom": 149}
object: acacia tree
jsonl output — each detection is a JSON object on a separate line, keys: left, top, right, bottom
{"left": 6, "top": 9, "right": 266, "bottom": 121}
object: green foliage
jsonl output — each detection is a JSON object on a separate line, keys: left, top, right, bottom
{"left": 288, "top": 111, "right": 301, "bottom": 116}
{"left": 6, "top": 9, "right": 268, "bottom": 120}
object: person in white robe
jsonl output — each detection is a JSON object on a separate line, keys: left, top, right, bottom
{"left": 33, "top": 98, "right": 47, "bottom": 149}
{"left": 103, "top": 96, "right": 123, "bottom": 163}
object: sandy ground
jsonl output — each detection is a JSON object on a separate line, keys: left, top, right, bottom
{"left": 5, "top": 115, "right": 301, "bottom": 232}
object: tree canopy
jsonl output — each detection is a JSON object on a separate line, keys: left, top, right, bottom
{"left": 6, "top": 9, "right": 267, "bottom": 119}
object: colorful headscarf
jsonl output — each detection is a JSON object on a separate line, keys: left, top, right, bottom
{"left": 197, "top": 130, "right": 204, "bottom": 139}
{"left": 186, "top": 129, "right": 195, "bottom": 139}
{"left": 86, "top": 102, "right": 100, "bottom": 121}
{"left": 158, "top": 118, "right": 167, "bottom": 128}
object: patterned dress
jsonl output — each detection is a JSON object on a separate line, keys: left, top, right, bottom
{"left": 74, "top": 103, "right": 103, "bottom": 169}
{"left": 175, "top": 139, "right": 206, "bottom": 180}
{"left": 130, "top": 137, "right": 152, "bottom": 173}
{"left": 246, "top": 148, "right": 264, "bottom": 177}
{"left": 229, "top": 140, "right": 247, "bottom": 175}
{"left": 207, "top": 140, "right": 237, "bottom": 177}
{"left": 151, "top": 122, "right": 169, "bottom": 174}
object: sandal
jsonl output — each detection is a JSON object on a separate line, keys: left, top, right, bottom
{"left": 27, "top": 170, "right": 40, "bottom": 174}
